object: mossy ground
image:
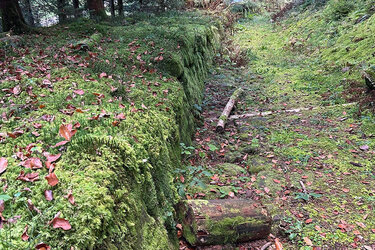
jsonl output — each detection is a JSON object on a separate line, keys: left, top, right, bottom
{"left": 0, "top": 12, "right": 220, "bottom": 249}
{"left": 177, "top": 1, "right": 375, "bottom": 249}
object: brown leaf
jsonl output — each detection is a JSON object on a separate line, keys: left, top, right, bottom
{"left": 304, "top": 237, "right": 313, "bottom": 246}
{"left": 59, "top": 124, "right": 72, "bottom": 141}
{"left": 49, "top": 212, "right": 71, "bottom": 230}
{"left": 0, "top": 157, "right": 7, "bottom": 176}
{"left": 64, "top": 190, "right": 75, "bottom": 205}
{"left": 275, "top": 238, "right": 283, "bottom": 250}
{"left": 20, "top": 157, "right": 43, "bottom": 169}
{"left": 73, "top": 89, "right": 85, "bottom": 95}
{"left": 21, "top": 224, "right": 29, "bottom": 241}
{"left": 44, "top": 190, "right": 53, "bottom": 201}
{"left": 0, "top": 200, "right": 4, "bottom": 213}
{"left": 35, "top": 242, "right": 51, "bottom": 250}
{"left": 16, "top": 171, "right": 39, "bottom": 182}
{"left": 52, "top": 140, "right": 69, "bottom": 148}
{"left": 43, "top": 152, "right": 61, "bottom": 163}
{"left": 45, "top": 172, "right": 59, "bottom": 186}
{"left": 27, "top": 199, "right": 41, "bottom": 213}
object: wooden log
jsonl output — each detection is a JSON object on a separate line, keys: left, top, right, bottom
{"left": 216, "top": 88, "right": 242, "bottom": 133}
{"left": 177, "top": 199, "right": 272, "bottom": 246}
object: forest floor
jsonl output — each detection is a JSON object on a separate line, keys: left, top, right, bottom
{"left": 178, "top": 16, "right": 375, "bottom": 249}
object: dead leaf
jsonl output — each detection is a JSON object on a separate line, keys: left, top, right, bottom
{"left": 360, "top": 145, "right": 369, "bottom": 151}
{"left": 21, "top": 225, "right": 29, "bottom": 241}
{"left": 27, "top": 199, "right": 41, "bottom": 213}
{"left": 64, "top": 190, "right": 75, "bottom": 205}
{"left": 264, "top": 187, "right": 270, "bottom": 194}
{"left": 52, "top": 140, "right": 69, "bottom": 148}
{"left": 43, "top": 152, "right": 61, "bottom": 163}
{"left": 44, "top": 190, "right": 53, "bottom": 201}
{"left": 304, "top": 237, "right": 313, "bottom": 246}
{"left": 45, "top": 172, "right": 59, "bottom": 186}
{"left": 305, "top": 218, "right": 313, "bottom": 224}
{"left": 73, "top": 89, "right": 85, "bottom": 95}
{"left": 16, "top": 171, "right": 39, "bottom": 182}
{"left": 59, "top": 124, "right": 76, "bottom": 141}
{"left": 275, "top": 238, "right": 283, "bottom": 250}
{"left": 49, "top": 212, "right": 71, "bottom": 230}
{"left": 35, "top": 242, "right": 51, "bottom": 250}
{"left": 20, "top": 157, "right": 43, "bottom": 169}
{"left": 0, "top": 157, "right": 7, "bottom": 176}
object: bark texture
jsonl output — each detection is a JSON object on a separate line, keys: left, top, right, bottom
{"left": 88, "top": 0, "right": 107, "bottom": 19}
{"left": 177, "top": 199, "right": 272, "bottom": 246}
{"left": 216, "top": 88, "right": 242, "bottom": 133}
{"left": 0, "top": 0, "right": 29, "bottom": 33}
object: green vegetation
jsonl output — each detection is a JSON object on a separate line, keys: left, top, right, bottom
{"left": 0, "top": 12, "right": 221, "bottom": 249}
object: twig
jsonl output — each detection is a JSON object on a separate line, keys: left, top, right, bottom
{"left": 299, "top": 181, "right": 307, "bottom": 194}
{"left": 260, "top": 242, "right": 272, "bottom": 250}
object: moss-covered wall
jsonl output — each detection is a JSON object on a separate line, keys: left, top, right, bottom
{"left": 0, "top": 12, "right": 220, "bottom": 249}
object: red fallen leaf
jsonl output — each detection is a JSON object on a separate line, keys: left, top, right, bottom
{"left": 45, "top": 172, "right": 59, "bottom": 186}
{"left": 20, "top": 157, "right": 43, "bottom": 169}
{"left": 179, "top": 175, "right": 185, "bottom": 183}
{"left": 342, "top": 188, "right": 350, "bottom": 193}
{"left": 99, "top": 72, "right": 107, "bottom": 78}
{"left": 16, "top": 171, "right": 39, "bottom": 182}
{"left": 264, "top": 187, "right": 270, "bottom": 194}
{"left": 315, "top": 225, "right": 322, "bottom": 232}
{"left": 228, "top": 191, "right": 235, "bottom": 198}
{"left": 0, "top": 157, "right": 7, "bottom": 176}
{"left": 32, "top": 131, "right": 40, "bottom": 137}
{"left": 115, "top": 113, "right": 126, "bottom": 120}
{"left": 338, "top": 224, "right": 347, "bottom": 229}
{"left": 304, "top": 237, "right": 313, "bottom": 246}
{"left": 64, "top": 190, "right": 75, "bottom": 205}
{"left": 273, "top": 179, "right": 280, "bottom": 184}
{"left": 0, "top": 200, "right": 4, "bottom": 213}
{"left": 359, "top": 145, "right": 369, "bottom": 151}
{"left": 48, "top": 212, "right": 71, "bottom": 230}
{"left": 8, "top": 130, "right": 24, "bottom": 138}
{"left": 59, "top": 124, "right": 76, "bottom": 141}
{"left": 73, "top": 89, "right": 85, "bottom": 95}
{"left": 13, "top": 85, "right": 22, "bottom": 95}
{"left": 371, "top": 229, "right": 375, "bottom": 233}
{"left": 44, "top": 190, "right": 53, "bottom": 201}
{"left": 112, "top": 121, "right": 119, "bottom": 126}
{"left": 35, "top": 242, "right": 51, "bottom": 250}
{"left": 52, "top": 140, "right": 69, "bottom": 148}
{"left": 21, "top": 225, "right": 29, "bottom": 241}
{"left": 33, "top": 123, "right": 42, "bottom": 129}
{"left": 353, "top": 230, "right": 361, "bottom": 235}
{"left": 43, "top": 152, "right": 61, "bottom": 163}
{"left": 27, "top": 199, "right": 41, "bottom": 213}
{"left": 275, "top": 238, "right": 283, "bottom": 250}
{"left": 305, "top": 218, "right": 313, "bottom": 224}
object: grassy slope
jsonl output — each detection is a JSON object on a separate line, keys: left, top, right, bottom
{"left": 0, "top": 12, "right": 220, "bottom": 249}
{"left": 233, "top": 0, "right": 375, "bottom": 248}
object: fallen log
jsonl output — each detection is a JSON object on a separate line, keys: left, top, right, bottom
{"left": 177, "top": 199, "right": 272, "bottom": 246}
{"left": 216, "top": 88, "right": 242, "bottom": 133}
{"left": 229, "top": 102, "right": 357, "bottom": 120}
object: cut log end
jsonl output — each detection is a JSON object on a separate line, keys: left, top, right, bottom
{"left": 177, "top": 199, "right": 272, "bottom": 246}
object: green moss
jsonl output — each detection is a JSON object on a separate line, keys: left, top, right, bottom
{"left": 0, "top": 12, "right": 221, "bottom": 249}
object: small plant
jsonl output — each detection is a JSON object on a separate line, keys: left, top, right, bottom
{"left": 295, "top": 192, "right": 322, "bottom": 201}
{"left": 180, "top": 143, "right": 195, "bottom": 156}
{"left": 207, "top": 144, "right": 219, "bottom": 152}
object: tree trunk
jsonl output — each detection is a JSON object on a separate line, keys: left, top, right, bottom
{"left": 57, "top": 0, "right": 67, "bottom": 23}
{"left": 109, "top": 0, "right": 115, "bottom": 17}
{"left": 0, "top": 0, "right": 29, "bottom": 34}
{"left": 118, "top": 0, "right": 123, "bottom": 16}
{"left": 73, "top": 0, "right": 81, "bottom": 18}
{"left": 23, "top": 0, "right": 34, "bottom": 26}
{"left": 177, "top": 199, "right": 272, "bottom": 246}
{"left": 88, "top": 0, "right": 107, "bottom": 19}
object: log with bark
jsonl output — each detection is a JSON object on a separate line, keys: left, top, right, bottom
{"left": 177, "top": 199, "right": 272, "bottom": 246}
{"left": 216, "top": 88, "right": 242, "bottom": 133}
{"left": 363, "top": 66, "right": 375, "bottom": 90}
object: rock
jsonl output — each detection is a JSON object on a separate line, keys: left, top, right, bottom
{"left": 363, "top": 66, "right": 375, "bottom": 90}
{"left": 177, "top": 199, "right": 272, "bottom": 246}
